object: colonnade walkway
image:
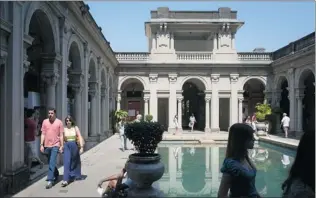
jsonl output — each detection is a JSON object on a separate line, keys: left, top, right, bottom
{"left": 13, "top": 135, "right": 134, "bottom": 197}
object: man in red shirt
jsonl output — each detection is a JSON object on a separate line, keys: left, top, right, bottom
{"left": 40, "top": 107, "right": 64, "bottom": 189}
{"left": 24, "top": 109, "right": 44, "bottom": 174}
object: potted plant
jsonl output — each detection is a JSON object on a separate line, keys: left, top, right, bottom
{"left": 145, "top": 114, "right": 153, "bottom": 122}
{"left": 255, "top": 103, "right": 272, "bottom": 136}
{"left": 124, "top": 121, "right": 165, "bottom": 197}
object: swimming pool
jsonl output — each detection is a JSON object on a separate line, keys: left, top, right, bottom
{"left": 156, "top": 142, "right": 296, "bottom": 197}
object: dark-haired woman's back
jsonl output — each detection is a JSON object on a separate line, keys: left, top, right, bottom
{"left": 281, "top": 131, "right": 315, "bottom": 198}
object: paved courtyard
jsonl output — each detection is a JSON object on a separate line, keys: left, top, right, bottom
{"left": 14, "top": 134, "right": 135, "bottom": 197}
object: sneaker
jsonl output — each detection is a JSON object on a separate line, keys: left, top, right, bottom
{"left": 46, "top": 181, "right": 53, "bottom": 189}
{"left": 61, "top": 181, "right": 68, "bottom": 187}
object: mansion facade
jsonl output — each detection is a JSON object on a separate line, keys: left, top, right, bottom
{"left": 0, "top": 2, "right": 314, "bottom": 194}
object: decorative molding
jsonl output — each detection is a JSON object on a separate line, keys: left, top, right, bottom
{"left": 287, "top": 68, "right": 294, "bottom": 76}
{"left": 211, "top": 74, "right": 220, "bottom": 83}
{"left": 205, "top": 97, "right": 211, "bottom": 102}
{"left": 168, "top": 73, "right": 177, "bottom": 83}
{"left": 238, "top": 98, "right": 243, "bottom": 103}
{"left": 23, "top": 60, "right": 30, "bottom": 74}
{"left": 41, "top": 72, "right": 59, "bottom": 86}
{"left": 230, "top": 74, "right": 239, "bottom": 83}
{"left": 88, "top": 89, "right": 96, "bottom": 97}
{"left": 144, "top": 97, "right": 150, "bottom": 102}
{"left": 149, "top": 74, "right": 158, "bottom": 83}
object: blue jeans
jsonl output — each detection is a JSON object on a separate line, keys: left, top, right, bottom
{"left": 44, "top": 146, "right": 59, "bottom": 181}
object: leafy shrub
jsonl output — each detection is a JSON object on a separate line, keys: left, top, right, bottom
{"left": 255, "top": 103, "right": 272, "bottom": 121}
{"left": 114, "top": 110, "right": 128, "bottom": 121}
{"left": 125, "top": 121, "right": 165, "bottom": 154}
{"left": 145, "top": 114, "right": 153, "bottom": 122}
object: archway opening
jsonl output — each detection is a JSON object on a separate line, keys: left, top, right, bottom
{"left": 279, "top": 78, "right": 289, "bottom": 116}
{"left": 23, "top": 9, "right": 55, "bottom": 174}
{"left": 243, "top": 79, "right": 265, "bottom": 119}
{"left": 120, "top": 78, "right": 145, "bottom": 121}
{"left": 67, "top": 42, "right": 82, "bottom": 120}
{"left": 182, "top": 147, "right": 206, "bottom": 193}
{"left": 300, "top": 70, "right": 315, "bottom": 132}
{"left": 182, "top": 79, "right": 206, "bottom": 131}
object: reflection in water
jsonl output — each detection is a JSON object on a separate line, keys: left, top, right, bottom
{"left": 182, "top": 147, "right": 205, "bottom": 193}
{"left": 157, "top": 144, "right": 295, "bottom": 197}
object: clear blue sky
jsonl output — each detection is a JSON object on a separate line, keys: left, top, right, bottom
{"left": 87, "top": 1, "right": 314, "bottom": 52}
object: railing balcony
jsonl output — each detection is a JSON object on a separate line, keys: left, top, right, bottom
{"left": 115, "top": 52, "right": 273, "bottom": 63}
{"left": 237, "top": 52, "right": 272, "bottom": 61}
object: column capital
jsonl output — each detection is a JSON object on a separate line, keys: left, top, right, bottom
{"left": 168, "top": 73, "right": 177, "bottom": 83}
{"left": 229, "top": 74, "right": 239, "bottom": 83}
{"left": 177, "top": 97, "right": 183, "bottom": 102}
{"left": 23, "top": 60, "right": 30, "bottom": 74}
{"left": 238, "top": 97, "right": 244, "bottom": 103}
{"left": 211, "top": 74, "right": 220, "bottom": 83}
{"left": 205, "top": 97, "right": 211, "bottom": 102}
{"left": 71, "top": 84, "right": 84, "bottom": 94}
{"left": 144, "top": 97, "right": 150, "bottom": 102}
{"left": 101, "top": 88, "right": 106, "bottom": 98}
{"left": 149, "top": 73, "right": 158, "bottom": 83}
{"left": 88, "top": 89, "right": 97, "bottom": 97}
{"left": 41, "top": 72, "right": 59, "bottom": 86}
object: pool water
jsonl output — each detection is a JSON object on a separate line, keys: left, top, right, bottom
{"left": 156, "top": 142, "right": 296, "bottom": 197}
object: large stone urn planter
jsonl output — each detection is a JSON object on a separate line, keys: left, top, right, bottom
{"left": 126, "top": 153, "right": 165, "bottom": 198}
{"left": 255, "top": 122, "right": 267, "bottom": 136}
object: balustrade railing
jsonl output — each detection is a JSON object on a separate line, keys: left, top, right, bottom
{"left": 115, "top": 52, "right": 149, "bottom": 61}
{"left": 176, "top": 52, "right": 212, "bottom": 61}
{"left": 237, "top": 52, "right": 272, "bottom": 61}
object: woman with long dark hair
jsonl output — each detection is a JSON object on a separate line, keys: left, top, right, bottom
{"left": 281, "top": 131, "right": 315, "bottom": 197}
{"left": 218, "top": 123, "right": 259, "bottom": 198}
{"left": 61, "top": 115, "right": 85, "bottom": 187}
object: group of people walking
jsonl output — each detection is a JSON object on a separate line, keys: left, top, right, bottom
{"left": 218, "top": 123, "right": 314, "bottom": 198}
{"left": 25, "top": 107, "right": 85, "bottom": 189}
{"left": 173, "top": 113, "right": 196, "bottom": 134}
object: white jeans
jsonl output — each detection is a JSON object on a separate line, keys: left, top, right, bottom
{"left": 120, "top": 135, "right": 127, "bottom": 150}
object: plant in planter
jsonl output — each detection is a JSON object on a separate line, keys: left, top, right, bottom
{"left": 255, "top": 103, "right": 272, "bottom": 136}
{"left": 124, "top": 121, "right": 165, "bottom": 197}
{"left": 145, "top": 114, "right": 153, "bottom": 122}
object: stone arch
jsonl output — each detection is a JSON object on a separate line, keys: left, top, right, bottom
{"left": 275, "top": 75, "right": 289, "bottom": 90}
{"left": 101, "top": 68, "right": 107, "bottom": 87}
{"left": 67, "top": 35, "right": 84, "bottom": 71}
{"left": 119, "top": 76, "right": 147, "bottom": 90}
{"left": 179, "top": 76, "right": 208, "bottom": 91}
{"left": 297, "top": 66, "right": 315, "bottom": 88}
{"left": 88, "top": 55, "right": 98, "bottom": 82}
{"left": 240, "top": 76, "right": 266, "bottom": 90}
{"left": 68, "top": 41, "right": 82, "bottom": 72}
{"left": 24, "top": 2, "right": 59, "bottom": 53}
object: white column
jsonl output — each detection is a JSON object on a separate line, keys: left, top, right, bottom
{"left": 296, "top": 95, "right": 303, "bottom": 132}
{"left": 116, "top": 94, "right": 121, "bottom": 111}
{"left": 89, "top": 83, "right": 98, "bottom": 137}
{"left": 211, "top": 74, "right": 220, "bottom": 132}
{"left": 149, "top": 74, "right": 158, "bottom": 120}
{"left": 152, "top": 33, "right": 156, "bottom": 51}
{"left": 42, "top": 73, "right": 58, "bottom": 109}
{"left": 4, "top": 1, "right": 25, "bottom": 172}
{"left": 101, "top": 88, "right": 106, "bottom": 134}
{"left": 238, "top": 98, "right": 243, "bottom": 123}
{"left": 287, "top": 69, "right": 295, "bottom": 131}
{"left": 168, "top": 74, "right": 177, "bottom": 132}
{"left": 213, "top": 34, "right": 218, "bottom": 50}
{"left": 73, "top": 85, "right": 83, "bottom": 129}
{"left": 82, "top": 43, "right": 89, "bottom": 139}
{"left": 205, "top": 147, "right": 210, "bottom": 172}
{"left": 144, "top": 97, "right": 149, "bottom": 116}
{"left": 230, "top": 74, "right": 239, "bottom": 125}
{"left": 177, "top": 97, "right": 183, "bottom": 131}
{"left": 205, "top": 97, "right": 211, "bottom": 132}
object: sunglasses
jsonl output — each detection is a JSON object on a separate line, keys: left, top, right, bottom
{"left": 66, "top": 119, "right": 71, "bottom": 123}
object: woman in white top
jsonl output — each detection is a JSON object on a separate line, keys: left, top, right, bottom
{"left": 189, "top": 114, "right": 196, "bottom": 132}
{"left": 118, "top": 118, "right": 128, "bottom": 151}
{"left": 61, "top": 115, "right": 84, "bottom": 187}
{"left": 173, "top": 115, "right": 179, "bottom": 135}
